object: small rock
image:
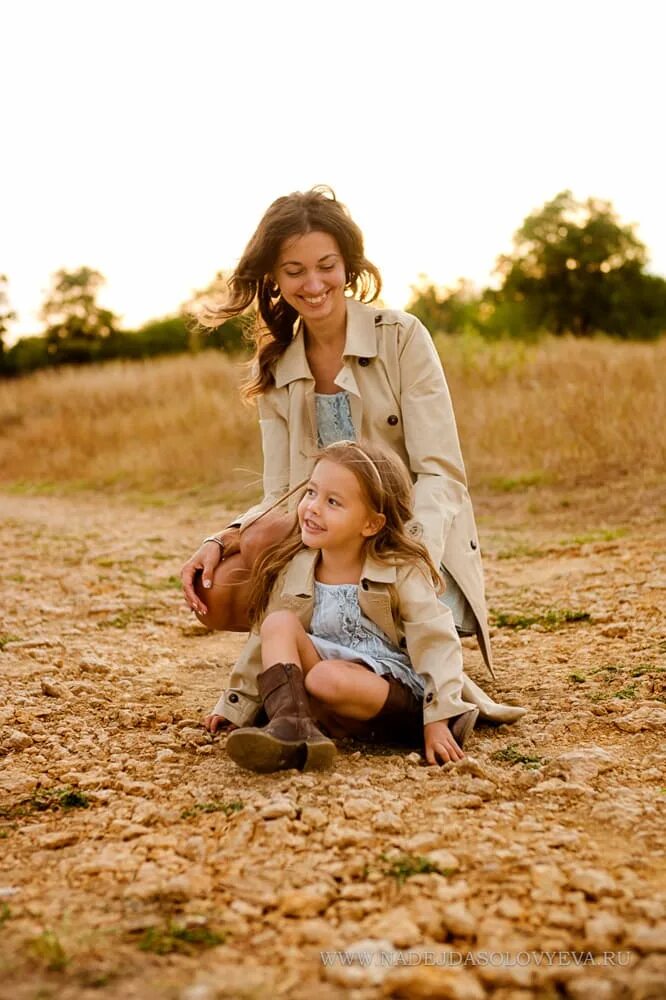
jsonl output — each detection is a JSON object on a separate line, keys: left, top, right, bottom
{"left": 40, "top": 678, "right": 66, "bottom": 698}
{"left": 279, "top": 884, "right": 334, "bottom": 917}
{"left": 323, "top": 824, "right": 369, "bottom": 848}
{"left": 543, "top": 746, "right": 616, "bottom": 783}
{"left": 37, "top": 830, "right": 79, "bottom": 849}
{"left": 374, "top": 810, "right": 402, "bottom": 833}
{"left": 321, "top": 938, "right": 393, "bottom": 987}
{"left": 404, "top": 832, "right": 444, "bottom": 853}
{"left": 530, "top": 778, "right": 593, "bottom": 797}
{"left": 424, "top": 849, "right": 460, "bottom": 873}
{"left": 625, "top": 922, "right": 666, "bottom": 952}
{"left": 367, "top": 906, "right": 421, "bottom": 947}
{"left": 300, "top": 806, "right": 327, "bottom": 829}
{"left": 343, "top": 798, "right": 375, "bottom": 819}
{"left": 584, "top": 912, "right": 624, "bottom": 948}
{"left": 530, "top": 863, "right": 566, "bottom": 892}
{"left": 259, "top": 798, "right": 297, "bottom": 820}
{"left": 568, "top": 868, "right": 618, "bottom": 899}
{"left": 3, "top": 729, "right": 33, "bottom": 751}
{"left": 453, "top": 757, "right": 495, "bottom": 781}
{"left": 440, "top": 901, "right": 477, "bottom": 937}
{"left": 614, "top": 706, "right": 666, "bottom": 733}
{"left": 600, "top": 622, "right": 630, "bottom": 637}
{"left": 384, "top": 965, "right": 486, "bottom": 1000}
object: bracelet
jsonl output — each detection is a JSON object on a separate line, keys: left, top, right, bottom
{"left": 202, "top": 536, "right": 225, "bottom": 553}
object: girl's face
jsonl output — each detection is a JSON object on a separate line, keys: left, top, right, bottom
{"left": 297, "top": 459, "right": 384, "bottom": 555}
{"left": 273, "top": 231, "right": 347, "bottom": 326}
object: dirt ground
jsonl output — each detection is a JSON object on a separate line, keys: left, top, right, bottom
{"left": 1, "top": 478, "right": 664, "bottom": 1000}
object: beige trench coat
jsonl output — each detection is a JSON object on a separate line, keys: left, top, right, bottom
{"left": 214, "top": 547, "right": 525, "bottom": 730}
{"left": 231, "top": 297, "right": 494, "bottom": 675}
{"left": 215, "top": 548, "right": 477, "bottom": 727}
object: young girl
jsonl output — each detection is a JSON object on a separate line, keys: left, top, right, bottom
{"left": 222, "top": 440, "right": 482, "bottom": 773}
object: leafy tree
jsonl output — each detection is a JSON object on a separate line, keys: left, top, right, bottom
{"left": 0, "top": 274, "right": 17, "bottom": 364}
{"left": 40, "top": 267, "right": 119, "bottom": 363}
{"left": 407, "top": 277, "right": 482, "bottom": 336}
{"left": 493, "top": 190, "right": 666, "bottom": 338}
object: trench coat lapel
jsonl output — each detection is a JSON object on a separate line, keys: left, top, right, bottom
{"left": 358, "top": 553, "right": 400, "bottom": 647}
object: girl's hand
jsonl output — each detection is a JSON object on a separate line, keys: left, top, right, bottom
{"left": 180, "top": 527, "right": 241, "bottom": 615}
{"left": 202, "top": 714, "right": 237, "bottom": 734}
{"left": 423, "top": 719, "right": 465, "bottom": 765}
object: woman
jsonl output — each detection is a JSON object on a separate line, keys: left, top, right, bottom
{"left": 180, "top": 186, "right": 525, "bottom": 734}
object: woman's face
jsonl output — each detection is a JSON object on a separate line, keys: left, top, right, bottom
{"left": 273, "top": 231, "right": 347, "bottom": 326}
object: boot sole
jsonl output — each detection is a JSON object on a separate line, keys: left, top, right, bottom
{"left": 226, "top": 729, "right": 336, "bottom": 773}
{"left": 304, "top": 738, "right": 336, "bottom": 772}
{"left": 226, "top": 729, "right": 305, "bottom": 773}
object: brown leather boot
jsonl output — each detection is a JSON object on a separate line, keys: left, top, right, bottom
{"left": 226, "top": 663, "right": 336, "bottom": 773}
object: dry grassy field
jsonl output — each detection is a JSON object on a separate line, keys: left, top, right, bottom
{"left": 0, "top": 338, "right": 665, "bottom": 1000}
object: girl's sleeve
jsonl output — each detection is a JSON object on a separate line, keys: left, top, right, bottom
{"left": 398, "top": 315, "right": 469, "bottom": 567}
{"left": 228, "top": 388, "right": 291, "bottom": 530}
{"left": 399, "top": 565, "right": 477, "bottom": 724}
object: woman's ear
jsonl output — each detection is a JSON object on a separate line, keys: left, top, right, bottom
{"left": 362, "top": 513, "right": 386, "bottom": 538}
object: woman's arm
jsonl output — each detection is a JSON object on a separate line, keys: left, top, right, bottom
{"left": 398, "top": 315, "right": 469, "bottom": 568}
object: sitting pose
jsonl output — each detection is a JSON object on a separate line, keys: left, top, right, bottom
{"left": 218, "top": 441, "right": 516, "bottom": 773}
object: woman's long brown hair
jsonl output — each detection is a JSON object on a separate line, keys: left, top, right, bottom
{"left": 247, "top": 441, "right": 442, "bottom": 627}
{"left": 196, "top": 187, "right": 381, "bottom": 399}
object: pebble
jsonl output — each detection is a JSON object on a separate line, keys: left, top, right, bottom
{"left": 625, "top": 921, "right": 666, "bottom": 952}
{"left": 584, "top": 912, "right": 624, "bottom": 948}
{"left": 37, "top": 830, "right": 79, "bottom": 849}
{"left": 367, "top": 907, "right": 421, "bottom": 947}
{"left": 321, "top": 938, "right": 393, "bottom": 987}
{"left": 440, "top": 901, "right": 477, "bottom": 937}
{"left": 259, "top": 798, "right": 297, "bottom": 820}
{"left": 568, "top": 868, "right": 618, "bottom": 898}
{"left": 40, "top": 678, "right": 66, "bottom": 698}
{"left": 279, "top": 884, "right": 334, "bottom": 917}
{"left": 300, "top": 806, "right": 327, "bottom": 829}
{"left": 424, "top": 849, "right": 461, "bottom": 872}
{"left": 3, "top": 729, "right": 33, "bottom": 751}
{"left": 385, "top": 965, "right": 486, "bottom": 1000}
{"left": 343, "top": 797, "right": 375, "bottom": 819}
{"left": 614, "top": 705, "right": 666, "bottom": 733}
{"left": 373, "top": 810, "right": 403, "bottom": 833}
{"left": 543, "top": 746, "right": 616, "bottom": 783}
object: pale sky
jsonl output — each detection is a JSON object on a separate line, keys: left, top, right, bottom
{"left": 3, "top": 0, "right": 665, "bottom": 339}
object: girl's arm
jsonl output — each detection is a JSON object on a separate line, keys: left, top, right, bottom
{"left": 397, "top": 315, "right": 469, "bottom": 568}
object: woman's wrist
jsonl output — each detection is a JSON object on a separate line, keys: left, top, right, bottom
{"left": 202, "top": 535, "right": 225, "bottom": 553}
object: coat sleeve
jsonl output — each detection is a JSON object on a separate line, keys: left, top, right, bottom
{"left": 228, "top": 388, "right": 291, "bottom": 530}
{"left": 398, "top": 565, "right": 477, "bottom": 724}
{"left": 398, "top": 315, "right": 469, "bottom": 567}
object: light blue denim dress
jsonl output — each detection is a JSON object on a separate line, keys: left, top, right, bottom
{"left": 308, "top": 581, "right": 425, "bottom": 699}
{"left": 314, "top": 391, "right": 476, "bottom": 641}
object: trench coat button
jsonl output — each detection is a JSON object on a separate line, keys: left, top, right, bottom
{"left": 408, "top": 523, "right": 422, "bottom": 538}
{"left": 358, "top": 357, "right": 370, "bottom": 367}
{"left": 387, "top": 414, "right": 399, "bottom": 426}
{"left": 425, "top": 693, "right": 433, "bottom": 704}
{"left": 470, "top": 540, "right": 478, "bottom": 550}
{"left": 227, "top": 692, "right": 239, "bottom": 704}
{"left": 374, "top": 314, "right": 383, "bottom": 324}
{"left": 361, "top": 579, "right": 369, "bottom": 590}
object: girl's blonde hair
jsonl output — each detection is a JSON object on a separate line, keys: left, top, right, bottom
{"left": 196, "top": 187, "right": 381, "bottom": 400}
{"left": 247, "top": 441, "right": 442, "bottom": 625}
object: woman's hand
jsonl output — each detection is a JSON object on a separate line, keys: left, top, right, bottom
{"left": 181, "top": 527, "right": 241, "bottom": 616}
{"left": 423, "top": 719, "right": 465, "bottom": 765}
{"left": 202, "top": 713, "right": 237, "bottom": 734}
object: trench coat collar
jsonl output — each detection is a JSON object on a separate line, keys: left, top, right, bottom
{"left": 273, "top": 298, "right": 378, "bottom": 389}
{"left": 281, "top": 546, "right": 397, "bottom": 598}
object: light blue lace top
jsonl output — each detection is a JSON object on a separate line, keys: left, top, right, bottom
{"left": 315, "top": 391, "right": 355, "bottom": 447}
{"left": 314, "top": 391, "right": 476, "bottom": 636}
{"left": 308, "top": 581, "right": 425, "bottom": 700}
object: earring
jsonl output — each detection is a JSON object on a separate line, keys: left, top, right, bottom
{"left": 271, "top": 282, "right": 281, "bottom": 298}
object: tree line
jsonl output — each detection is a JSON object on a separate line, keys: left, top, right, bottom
{"left": 2, "top": 191, "right": 665, "bottom": 378}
